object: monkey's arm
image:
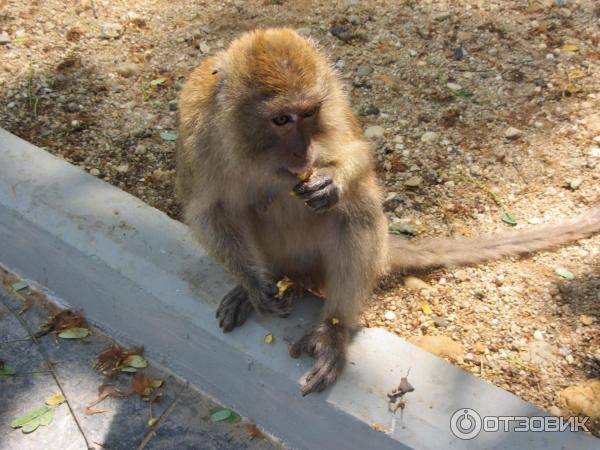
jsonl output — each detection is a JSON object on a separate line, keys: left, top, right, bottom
{"left": 187, "top": 202, "right": 284, "bottom": 317}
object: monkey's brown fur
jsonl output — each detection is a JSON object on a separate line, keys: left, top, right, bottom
{"left": 177, "top": 28, "right": 600, "bottom": 395}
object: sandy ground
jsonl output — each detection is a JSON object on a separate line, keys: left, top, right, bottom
{"left": 1, "top": 0, "right": 599, "bottom": 435}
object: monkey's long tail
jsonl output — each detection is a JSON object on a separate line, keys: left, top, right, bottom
{"left": 389, "top": 206, "right": 600, "bottom": 272}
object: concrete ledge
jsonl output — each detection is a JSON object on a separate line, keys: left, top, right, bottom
{"left": 0, "top": 128, "right": 597, "bottom": 450}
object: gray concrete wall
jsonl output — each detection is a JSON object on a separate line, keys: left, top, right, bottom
{"left": 0, "top": 128, "right": 596, "bottom": 449}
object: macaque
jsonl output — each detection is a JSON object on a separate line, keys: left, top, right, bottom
{"left": 176, "top": 28, "right": 600, "bottom": 395}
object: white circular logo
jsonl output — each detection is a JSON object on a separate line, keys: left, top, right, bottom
{"left": 450, "top": 408, "right": 482, "bottom": 440}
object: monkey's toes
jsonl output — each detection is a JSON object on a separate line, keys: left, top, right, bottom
{"left": 301, "top": 349, "right": 345, "bottom": 396}
{"left": 216, "top": 285, "right": 253, "bottom": 332}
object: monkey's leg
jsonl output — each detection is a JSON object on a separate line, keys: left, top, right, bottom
{"left": 291, "top": 218, "right": 385, "bottom": 395}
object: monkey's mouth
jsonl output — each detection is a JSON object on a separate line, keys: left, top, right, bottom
{"left": 283, "top": 159, "right": 313, "bottom": 177}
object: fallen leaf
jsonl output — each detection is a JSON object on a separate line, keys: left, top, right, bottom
{"left": 244, "top": 423, "right": 265, "bottom": 440}
{"left": 420, "top": 303, "right": 432, "bottom": 315}
{"left": 210, "top": 408, "right": 232, "bottom": 422}
{"left": 124, "top": 354, "right": 148, "bottom": 369}
{"left": 45, "top": 392, "right": 66, "bottom": 406}
{"left": 11, "top": 280, "right": 29, "bottom": 291}
{"left": 11, "top": 406, "right": 54, "bottom": 433}
{"left": 148, "top": 417, "right": 158, "bottom": 427}
{"left": 85, "top": 406, "right": 107, "bottom": 415}
{"left": 58, "top": 327, "right": 90, "bottom": 339}
{"left": 227, "top": 412, "right": 242, "bottom": 423}
{"left": 555, "top": 267, "right": 574, "bottom": 280}
{"left": 568, "top": 69, "right": 586, "bottom": 80}
{"left": 150, "top": 379, "right": 164, "bottom": 388}
{"left": 500, "top": 212, "right": 517, "bottom": 226}
{"left": 149, "top": 78, "right": 166, "bottom": 86}
{"left": 264, "top": 334, "right": 274, "bottom": 344}
{"left": 0, "top": 361, "right": 16, "bottom": 376}
{"left": 564, "top": 83, "right": 580, "bottom": 94}
{"left": 95, "top": 345, "right": 145, "bottom": 376}
{"left": 36, "top": 310, "right": 87, "bottom": 337}
{"left": 560, "top": 44, "right": 578, "bottom": 52}
{"left": 160, "top": 132, "right": 177, "bottom": 141}
{"left": 120, "top": 366, "right": 137, "bottom": 373}
{"left": 275, "top": 276, "right": 293, "bottom": 300}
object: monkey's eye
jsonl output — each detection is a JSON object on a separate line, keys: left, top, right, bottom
{"left": 301, "top": 107, "right": 318, "bottom": 119}
{"left": 273, "top": 114, "right": 292, "bottom": 126}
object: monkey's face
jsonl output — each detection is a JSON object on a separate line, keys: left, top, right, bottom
{"left": 258, "top": 98, "right": 322, "bottom": 178}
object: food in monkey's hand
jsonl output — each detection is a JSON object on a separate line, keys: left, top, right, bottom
{"left": 275, "top": 276, "right": 294, "bottom": 300}
{"left": 298, "top": 168, "right": 314, "bottom": 183}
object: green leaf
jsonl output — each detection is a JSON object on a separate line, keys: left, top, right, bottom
{"left": 160, "top": 132, "right": 178, "bottom": 141}
{"left": 0, "top": 365, "right": 16, "bottom": 376}
{"left": 150, "top": 78, "right": 166, "bottom": 86}
{"left": 125, "top": 354, "right": 148, "bottom": 369}
{"left": 210, "top": 409, "right": 232, "bottom": 422}
{"left": 456, "top": 88, "right": 474, "bottom": 98}
{"left": 11, "top": 406, "right": 51, "bottom": 428}
{"left": 227, "top": 412, "right": 242, "bottom": 423}
{"left": 58, "top": 327, "right": 90, "bottom": 339}
{"left": 120, "top": 366, "right": 138, "bottom": 373}
{"left": 12, "top": 280, "right": 29, "bottom": 291}
{"left": 500, "top": 212, "right": 517, "bottom": 226}
{"left": 555, "top": 267, "right": 574, "bottom": 280}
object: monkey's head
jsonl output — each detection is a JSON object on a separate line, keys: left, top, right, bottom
{"left": 216, "top": 28, "right": 335, "bottom": 178}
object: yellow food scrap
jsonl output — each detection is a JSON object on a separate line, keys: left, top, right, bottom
{"left": 568, "top": 69, "right": 586, "bottom": 80}
{"left": 148, "top": 417, "right": 158, "bottom": 427}
{"left": 275, "top": 276, "right": 293, "bottom": 300}
{"left": 45, "top": 392, "right": 66, "bottom": 406}
{"left": 331, "top": 318, "right": 340, "bottom": 326}
{"left": 420, "top": 303, "right": 432, "bottom": 316}
{"left": 372, "top": 422, "right": 386, "bottom": 432}
{"left": 264, "top": 334, "right": 274, "bottom": 344}
{"left": 150, "top": 379, "right": 164, "bottom": 388}
{"left": 298, "top": 168, "right": 313, "bottom": 182}
{"left": 560, "top": 44, "right": 578, "bottom": 52}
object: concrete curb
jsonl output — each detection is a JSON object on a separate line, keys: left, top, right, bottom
{"left": 0, "top": 128, "right": 596, "bottom": 450}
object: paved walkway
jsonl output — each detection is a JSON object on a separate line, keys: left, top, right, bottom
{"left": 0, "top": 280, "right": 284, "bottom": 450}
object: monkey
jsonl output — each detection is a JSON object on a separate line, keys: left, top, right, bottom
{"left": 176, "top": 28, "right": 600, "bottom": 396}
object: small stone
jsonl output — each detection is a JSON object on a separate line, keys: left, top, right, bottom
{"left": 384, "top": 311, "right": 397, "bottom": 321}
{"left": 361, "top": 105, "right": 380, "bottom": 116}
{"left": 116, "top": 164, "right": 130, "bottom": 173}
{"left": 364, "top": 125, "right": 385, "bottom": 139}
{"left": 433, "top": 316, "right": 450, "bottom": 328}
{"left": 565, "top": 354, "right": 575, "bottom": 365}
{"left": 134, "top": 144, "right": 147, "bottom": 155}
{"left": 521, "top": 340, "right": 553, "bottom": 364}
{"left": 198, "top": 42, "right": 210, "bottom": 54}
{"left": 116, "top": 63, "right": 140, "bottom": 78}
{"left": 590, "top": 147, "right": 600, "bottom": 158}
{"left": 593, "top": 136, "right": 600, "bottom": 144}
{"left": 403, "top": 276, "right": 430, "bottom": 291}
{"left": 90, "top": 168, "right": 100, "bottom": 176}
{"left": 99, "top": 23, "right": 123, "bottom": 39}
{"left": 504, "top": 127, "right": 522, "bottom": 139}
{"left": 404, "top": 176, "right": 423, "bottom": 188}
{"left": 453, "top": 47, "right": 465, "bottom": 61}
{"left": 408, "top": 335, "right": 464, "bottom": 363}
{"left": 446, "top": 82, "right": 462, "bottom": 91}
{"left": 0, "top": 32, "right": 11, "bottom": 44}
{"left": 65, "top": 102, "right": 80, "bottom": 113}
{"left": 568, "top": 178, "right": 583, "bottom": 190}
{"left": 533, "top": 330, "right": 544, "bottom": 341}
{"left": 168, "top": 100, "right": 178, "bottom": 111}
{"left": 580, "top": 315, "right": 594, "bottom": 326}
{"left": 420, "top": 131, "right": 439, "bottom": 144}
{"left": 356, "top": 65, "right": 373, "bottom": 77}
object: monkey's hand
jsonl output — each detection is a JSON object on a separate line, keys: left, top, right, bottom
{"left": 249, "top": 278, "right": 293, "bottom": 318}
{"left": 289, "top": 322, "right": 348, "bottom": 396}
{"left": 292, "top": 173, "right": 339, "bottom": 212}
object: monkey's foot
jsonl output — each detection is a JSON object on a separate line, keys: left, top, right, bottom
{"left": 289, "top": 322, "right": 349, "bottom": 396}
{"left": 216, "top": 285, "right": 253, "bottom": 332}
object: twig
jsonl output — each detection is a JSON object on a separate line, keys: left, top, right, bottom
{"left": 90, "top": 0, "right": 98, "bottom": 18}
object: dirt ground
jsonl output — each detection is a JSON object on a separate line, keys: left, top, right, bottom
{"left": 1, "top": 0, "right": 599, "bottom": 435}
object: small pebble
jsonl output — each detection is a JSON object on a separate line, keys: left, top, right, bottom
{"left": 90, "top": 168, "right": 100, "bottom": 176}
{"left": 446, "top": 82, "right": 462, "bottom": 91}
{"left": 364, "top": 125, "right": 385, "bottom": 139}
{"left": 568, "top": 178, "right": 583, "bottom": 190}
{"left": 533, "top": 330, "right": 544, "bottom": 341}
{"left": 565, "top": 354, "right": 575, "bottom": 365}
{"left": 384, "top": 311, "right": 397, "bottom": 321}
{"left": 116, "top": 63, "right": 140, "bottom": 78}
{"left": 580, "top": 315, "right": 594, "bottom": 325}
{"left": 356, "top": 65, "right": 373, "bottom": 77}
{"left": 504, "top": 127, "right": 522, "bottom": 139}
{"left": 420, "top": 131, "right": 439, "bottom": 144}
{"left": 593, "top": 136, "right": 600, "bottom": 144}
{"left": 168, "top": 100, "right": 178, "bottom": 111}
{"left": 0, "top": 32, "right": 11, "bottom": 44}
{"left": 404, "top": 176, "right": 423, "bottom": 188}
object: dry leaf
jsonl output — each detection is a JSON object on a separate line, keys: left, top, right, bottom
{"left": 420, "top": 303, "right": 432, "bottom": 315}
{"left": 372, "top": 422, "right": 386, "bottom": 432}
{"left": 36, "top": 310, "right": 87, "bottom": 337}
{"left": 244, "top": 423, "right": 265, "bottom": 440}
{"left": 45, "top": 392, "right": 66, "bottom": 406}
{"left": 560, "top": 44, "right": 578, "bottom": 52}
{"left": 85, "top": 406, "right": 107, "bottom": 415}
{"left": 131, "top": 373, "right": 163, "bottom": 400}
{"left": 95, "top": 345, "right": 145, "bottom": 376}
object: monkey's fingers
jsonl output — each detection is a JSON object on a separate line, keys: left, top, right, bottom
{"left": 304, "top": 185, "right": 339, "bottom": 211}
{"left": 217, "top": 285, "right": 252, "bottom": 332}
{"left": 292, "top": 174, "right": 332, "bottom": 196}
{"left": 289, "top": 333, "right": 313, "bottom": 359}
{"left": 301, "top": 354, "right": 343, "bottom": 396}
